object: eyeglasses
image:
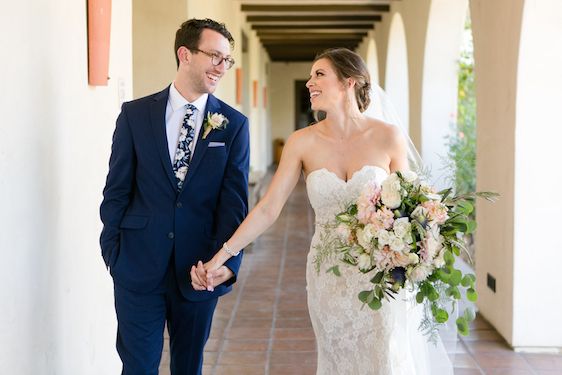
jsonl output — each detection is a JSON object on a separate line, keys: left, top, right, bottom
{"left": 191, "top": 48, "right": 235, "bottom": 70}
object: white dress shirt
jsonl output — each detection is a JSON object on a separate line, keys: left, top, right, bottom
{"left": 165, "top": 82, "right": 209, "bottom": 164}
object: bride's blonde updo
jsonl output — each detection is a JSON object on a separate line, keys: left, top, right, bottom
{"left": 314, "top": 48, "right": 371, "bottom": 112}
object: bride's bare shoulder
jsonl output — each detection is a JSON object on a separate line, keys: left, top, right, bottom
{"left": 287, "top": 122, "right": 320, "bottom": 146}
{"left": 365, "top": 117, "right": 405, "bottom": 144}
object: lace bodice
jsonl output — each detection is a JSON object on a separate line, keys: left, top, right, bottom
{"left": 306, "top": 165, "right": 389, "bottom": 222}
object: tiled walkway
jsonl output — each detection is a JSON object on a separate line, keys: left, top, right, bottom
{"left": 160, "top": 174, "right": 562, "bottom": 375}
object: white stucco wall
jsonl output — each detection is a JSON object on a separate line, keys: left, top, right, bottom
{"left": 512, "top": 0, "right": 562, "bottom": 348}
{"left": 0, "top": 0, "right": 132, "bottom": 373}
{"left": 471, "top": 0, "right": 524, "bottom": 346}
{"left": 133, "top": 0, "right": 186, "bottom": 99}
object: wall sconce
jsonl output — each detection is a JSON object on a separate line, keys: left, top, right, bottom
{"left": 252, "top": 80, "right": 258, "bottom": 108}
{"left": 88, "top": 0, "right": 111, "bottom": 86}
{"left": 236, "top": 68, "right": 242, "bottom": 105}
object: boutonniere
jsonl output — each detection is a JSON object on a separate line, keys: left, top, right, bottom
{"left": 202, "top": 112, "right": 229, "bottom": 139}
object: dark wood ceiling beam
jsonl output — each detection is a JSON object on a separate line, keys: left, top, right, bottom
{"left": 252, "top": 24, "right": 373, "bottom": 30}
{"left": 267, "top": 52, "right": 361, "bottom": 62}
{"left": 250, "top": 20, "right": 377, "bottom": 26}
{"left": 265, "top": 46, "right": 359, "bottom": 54}
{"left": 241, "top": 5, "right": 390, "bottom": 12}
{"left": 258, "top": 34, "right": 367, "bottom": 41}
{"left": 247, "top": 15, "right": 381, "bottom": 22}
{"left": 257, "top": 29, "right": 369, "bottom": 35}
{"left": 261, "top": 39, "right": 364, "bottom": 46}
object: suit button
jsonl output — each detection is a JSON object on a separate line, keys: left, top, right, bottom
{"left": 176, "top": 202, "right": 182, "bottom": 208}
{"left": 168, "top": 232, "right": 175, "bottom": 239}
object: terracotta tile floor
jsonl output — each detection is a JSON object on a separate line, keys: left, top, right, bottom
{"left": 159, "top": 175, "right": 562, "bottom": 375}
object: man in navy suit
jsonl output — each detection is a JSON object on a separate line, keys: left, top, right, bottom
{"left": 100, "top": 18, "right": 249, "bottom": 375}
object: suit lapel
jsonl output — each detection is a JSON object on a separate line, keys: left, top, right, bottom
{"left": 180, "top": 94, "right": 221, "bottom": 189}
{"left": 150, "top": 86, "right": 177, "bottom": 190}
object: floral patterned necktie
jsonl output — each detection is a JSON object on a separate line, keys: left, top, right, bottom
{"left": 173, "top": 104, "right": 197, "bottom": 190}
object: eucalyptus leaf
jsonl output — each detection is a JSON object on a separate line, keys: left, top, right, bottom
{"left": 437, "top": 268, "right": 450, "bottom": 282}
{"left": 370, "top": 271, "right": 385, "bottom": 284}
{"left": 366, "top": 291, "right": 375, "bottom": 304}
{"left": 444, "top": 250, "right": 455, "bottom": 266}
{"left": 368, "top": 298, "right": 382, "bottom": 310}
{"left": 457, "top": 200, "right": 474, "bottom": 215}
{"left": 358, "top": 291, "right": 370, "bottom": 303}
{"left": 467, "top": 288, "right": 478, "bottom": 302}
{"left": 446, "top": 285, "right": 461, "bottom": 299}
{"left": 456, "top": 317, "right": 469, "bottom": 336}
{"left": 429, "top": 290, "right": 440, "bottom": 302}
{"left": 433, "top": 308, "right": 449, "bottom": 323}
{"left": 449, "top": 270, "right": 462, "bottom": 286}
{"left": 466, "top": 220, "right": 477, "bottom": 234}
{"left": 461, "top": 275, "right": 473, "bottom": 287}
{"left": 416, "top": 291, "right": 425, "bottom": 304}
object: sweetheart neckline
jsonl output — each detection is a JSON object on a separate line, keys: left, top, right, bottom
{"left": 305, "top": 165, "right": 389, "bottom": 184}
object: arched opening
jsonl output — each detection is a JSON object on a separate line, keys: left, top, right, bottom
{"left": 385, "top": 13, "right": 409, "bottom": 133}
{"left": 420, "top": 0, "right": 469, "bottom": 188}
{"left": 442, "top": 7, "right": 477, "bottom": 265}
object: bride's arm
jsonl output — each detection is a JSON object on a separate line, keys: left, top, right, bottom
{"left": 388, "top": 125, "right": 409, "bottom": 172}
{"left": 201, "top": 131, "right": 306, "bottom": 281}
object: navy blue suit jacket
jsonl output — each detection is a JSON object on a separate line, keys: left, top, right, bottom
{"left": 100, "top": 86, "right": 249, "bottom": 301}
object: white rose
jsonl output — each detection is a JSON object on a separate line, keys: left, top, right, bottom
{"left": 402, "top": 170, "right": 418, "bottom": 183}
{"left": 360, "top": 223, "right": 377, "bottom": 246}
{"left": 381, "top": 190, "right": 402, "bottom": 209}
{"left": 358, "top": 253, "right": 372, "bottom": 271}
{"left": 408, "top": 264, "right": 433, "bottom": 283}
{"left": 377, "top": 229, "right": 391, "bottom": 246}
{"left": 209, "top": 114, "right": 221, "bottom": 127}
{"left": 389, "top": 234, "right": 406, "bottom": 252}
{"left": 381, "top": 175, "right": 403, "bottom": 209}
{"left": 393, "top": 217, "right": 411, "bottom": 239}
{"left": 382, "top": 173, "right": 400, "bottom": 191}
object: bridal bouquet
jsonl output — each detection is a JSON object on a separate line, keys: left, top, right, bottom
{"left": 313, "top": 170, "right": 497, "bottom": 337}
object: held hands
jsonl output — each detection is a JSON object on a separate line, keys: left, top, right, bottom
{"left": 189, "top": 259, "right": 231, "bottom": 292}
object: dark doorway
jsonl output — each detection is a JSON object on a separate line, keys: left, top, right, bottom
{"left": 295, "top": 80, "right": 315, "bottom": 130}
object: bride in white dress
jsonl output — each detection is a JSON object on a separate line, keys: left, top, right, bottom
{"left": 193, "top": 48, "right": 453, "bottom": 374}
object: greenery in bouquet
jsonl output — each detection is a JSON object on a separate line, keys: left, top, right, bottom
{"left": 313, "top": 170, "right": 497, "bottom": 338}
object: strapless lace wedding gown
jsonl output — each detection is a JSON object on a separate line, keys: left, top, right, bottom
{"left": 305, "top": 165, "right": 454, "bottom": 375}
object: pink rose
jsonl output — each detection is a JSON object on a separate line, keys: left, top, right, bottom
{"left": 357, "top": 181, "right": 381, "bottom": 224}
{"left": 371, "top": 206, "right": 394, "bottom": 229}
{"left": 421, "top": 201, "right": 449, "bottom": 224}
